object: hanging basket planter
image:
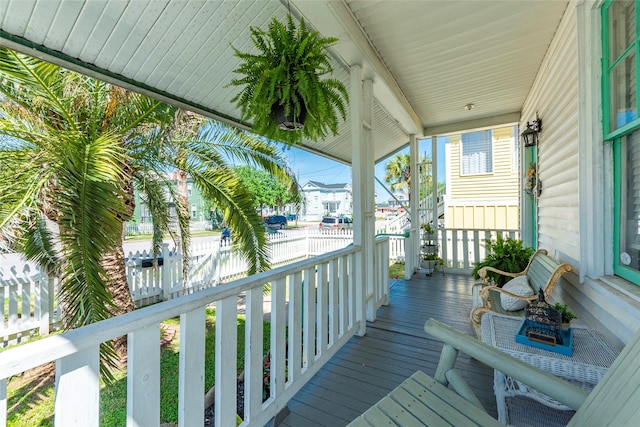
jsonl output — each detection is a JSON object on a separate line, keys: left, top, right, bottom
{"left": 273, "top": 102, "right": 307, "bottom": 131}
{"left": 228, "top": 15, "right": 348, "bottom": 145}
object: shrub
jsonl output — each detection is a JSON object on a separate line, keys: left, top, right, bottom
{"left": 471, "top": 235, "right": 535, "bottom": 286}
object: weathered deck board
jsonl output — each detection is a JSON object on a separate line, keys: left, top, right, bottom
{"left": 279, "top": 274, "right": 497, "bottom": 426}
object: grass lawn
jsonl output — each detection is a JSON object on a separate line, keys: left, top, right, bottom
{"left": 389, "top": 262, "right": 405, "bottom": 279}
{"left": 124, "top": 230, "right": 221, "bottom": 242}
{"left": 5, "top": 308, "right": 271, "bottom": 426}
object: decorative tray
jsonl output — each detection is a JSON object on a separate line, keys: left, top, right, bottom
{"left": 515, "top": 319, "right": 573, "bottom": 356}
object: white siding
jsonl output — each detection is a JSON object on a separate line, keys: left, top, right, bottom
{"left": 522, "top": 2, "right": 580, "bottom": 262}
{"left": 524, "top": 0, "right": 640, "bottom": 346}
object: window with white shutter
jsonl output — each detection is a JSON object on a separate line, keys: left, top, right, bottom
{"left": 460, "top": 130, "right": 493, "bottom": 175}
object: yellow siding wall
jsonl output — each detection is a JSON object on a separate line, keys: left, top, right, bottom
{"left": 446, "top": 126, "right": 519, "bottom": 229}
{"left": 446, "top": 205, "right": 519, "bottom": 229}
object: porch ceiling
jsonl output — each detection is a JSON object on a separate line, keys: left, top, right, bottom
{"left": 0, "top": 0, "right": 568, "bottom": 164}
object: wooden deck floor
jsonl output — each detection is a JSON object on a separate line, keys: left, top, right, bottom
{"left": 279, "top": 273, "right": 498, "bottom": 426}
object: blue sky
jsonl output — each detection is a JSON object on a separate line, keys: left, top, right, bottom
{"left": 284, "top": 138, "right": 447, "bottom": 203}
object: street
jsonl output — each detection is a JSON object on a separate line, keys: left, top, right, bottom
{"left": 0, "top": 226, "right": 314, "bottom": 270}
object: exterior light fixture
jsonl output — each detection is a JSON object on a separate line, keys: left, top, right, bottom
{"left": 521, "top": 115, "right": 542, "bottom": 147}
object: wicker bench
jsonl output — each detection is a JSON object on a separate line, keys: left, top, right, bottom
{"left": 470, "top": 249, "right": 572, "bottom": 337}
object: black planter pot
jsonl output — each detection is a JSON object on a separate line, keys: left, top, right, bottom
{"left": 273, "top": 103, "right": 306, "bottom": 131}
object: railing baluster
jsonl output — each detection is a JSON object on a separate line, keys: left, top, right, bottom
{"left": 1, "top": 378, "right": 6, "bottom": 427}
{"left": 272, "top": 277, "right": 287, "bottom": 396}
{"left": 289, "top": 272, "right": 303, "bottom": 382}
{"left": 127, "top": 324, "right": 160, "bottom": 426}
{"left": 349, "top": 252, "right": 357, "bottom": 329}
{"left": 329, "top": 258, "right": 339, "bottom": 346}
{"left": 462, "top": 230, "right": 470, "bottom": 270}
{"left": 245, "top": 286, "right": 264, "bottom": 422}
{"left": 317, "top": 263, "right": 329, "bottom": 354}
{"left": 215, "top": 296, "right": 237, "bottom": 426}
{"left": 473, "top": 230, "right": 481, "bottom": 268}
{"left": 55, "top": 346, "right": 100, "bottom": 427}
{"left": 178, "top": 308, "right": 205, "bottom": 427}
{"left": 441, "top": 229, "right": 449, "bottom": 269}
{"left": 452, "top": 229, "right": 459, "bottom": 269}
{"left": 339, "top": 254, "right": 348, "bottom": 336}
{"left": 303, "top": 266, "right": 317, "bottom": 366}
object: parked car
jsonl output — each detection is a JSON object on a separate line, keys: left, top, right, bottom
{"left": 319, "top": 216, "right": 353, "bottom": 232}
{"left": 265, "top": 215, "right": 288, "bottom": 230}
{"left": 286, "top": 214, "right": 297, "bottom": 221}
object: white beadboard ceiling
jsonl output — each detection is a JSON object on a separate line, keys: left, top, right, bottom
{"left": 0, "top": 0, "right": 568, "bottom": 165}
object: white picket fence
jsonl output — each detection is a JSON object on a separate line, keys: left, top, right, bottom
{"left": 125, "top": 228, "right": 354, "bottom": 307}
{"left": 0, "top": 264, "right": 57, "bottom": 345}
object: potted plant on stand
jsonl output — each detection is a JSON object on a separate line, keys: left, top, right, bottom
{"left": 229, "top": 15, "right": 349, "bottom": 144}
{"left": 421, "top": 252, "right": 443, "bottom": 275}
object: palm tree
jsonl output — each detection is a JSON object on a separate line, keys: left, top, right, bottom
{"left": 384, "top": 153, "right": 412, "bottom": 195}
{"left": 0, "top": 48, "right": 297, "bottom": 376}
{"left": 384, "top": 153, "right": 433, "bottom": 202}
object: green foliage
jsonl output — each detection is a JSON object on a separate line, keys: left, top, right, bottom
{"left": 553, "top": 302, "right": 578, "bottom": 323}
{"left": 229, "top": 15, "right": 348, "bottom": 145}
{"left": 235, "top": 165, "right": 302, "bottom": 214}
{"left": 385, "top": 153, "right": 412, "bottom": 193}
{"left": 421, "top": 223, "right": 436, "bottom": 234}
{"left": 422, "top": 253, "right": 442, "bottom": 261}
{"left": 471, "top": 235, "right": 535, "bottom": 286}
{"left": 0, "top": 47, "right": 300, "bottom": 379}
{"left": 384, "top": 153, "right": 435, "bottom": 199}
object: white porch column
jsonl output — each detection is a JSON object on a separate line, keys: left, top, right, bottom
{"left": 431, "top": 136, "right": 439, "bottom": 228}
{"left": 351, "top": 65, "right": 376, "bottom": 333}
{"left": 408, "top": 134, "right": 420, "bottom": 278}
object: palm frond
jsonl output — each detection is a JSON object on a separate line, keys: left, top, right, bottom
{"left": 14, "top": 215, "right": 61, "bottom": 276}
{"left": 190, "top": 166, "right": 269, "bottom": 274}
{"left": 134, "top": 172, "right": 172, "bottom": 258}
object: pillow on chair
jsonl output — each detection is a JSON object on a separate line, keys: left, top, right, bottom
{"left": 501, "top": 276, "right": 534, "bottom": 311}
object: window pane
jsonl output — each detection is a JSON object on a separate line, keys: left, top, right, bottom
{"left": 608, "top": 0, "right": 635, "bottom": 66}
{"left": 609, "top": 50, "right": 637, "bottom": 130}
{"left": 620, "top": 129, "right": 640, "bottom": 273}
{"left": 461, "top": 130, "right": 492, "bottom": 174}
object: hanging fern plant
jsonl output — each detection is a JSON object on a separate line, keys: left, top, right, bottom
{"left": 229, "top": 15, "right": 349, "bottom": 144}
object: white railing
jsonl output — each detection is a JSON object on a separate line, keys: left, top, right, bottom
{"left": 377, "top": 213, "right": 409, "bottom": 234}
{"left": 1, "top": 229, "right": 354, "bottom": 342}
{"left": 1, "top": 227, "right": 518, "bottom": 345}
{"left": 439, "top": 228, "right": 520, "bottom": 273}
{"left": 0, "top": 242, "right": 391, "bottom": 426}
{"left": 372, "top": 236, "right": 391, "bottom": 315}
{"left": 384, "top": 228, "right": 520, "bottom": 274}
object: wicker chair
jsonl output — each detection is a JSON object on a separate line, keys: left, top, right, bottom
{"left": 470, "top": 249, "right": 573, "bottom": 337}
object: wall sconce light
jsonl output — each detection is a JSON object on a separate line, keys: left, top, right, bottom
{"left": 521, "top": 116, "right": 542, "bottom": 147}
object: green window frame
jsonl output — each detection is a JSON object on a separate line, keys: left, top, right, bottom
{"left": 603, "top": 0, "right": 640, "bottom": 284}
